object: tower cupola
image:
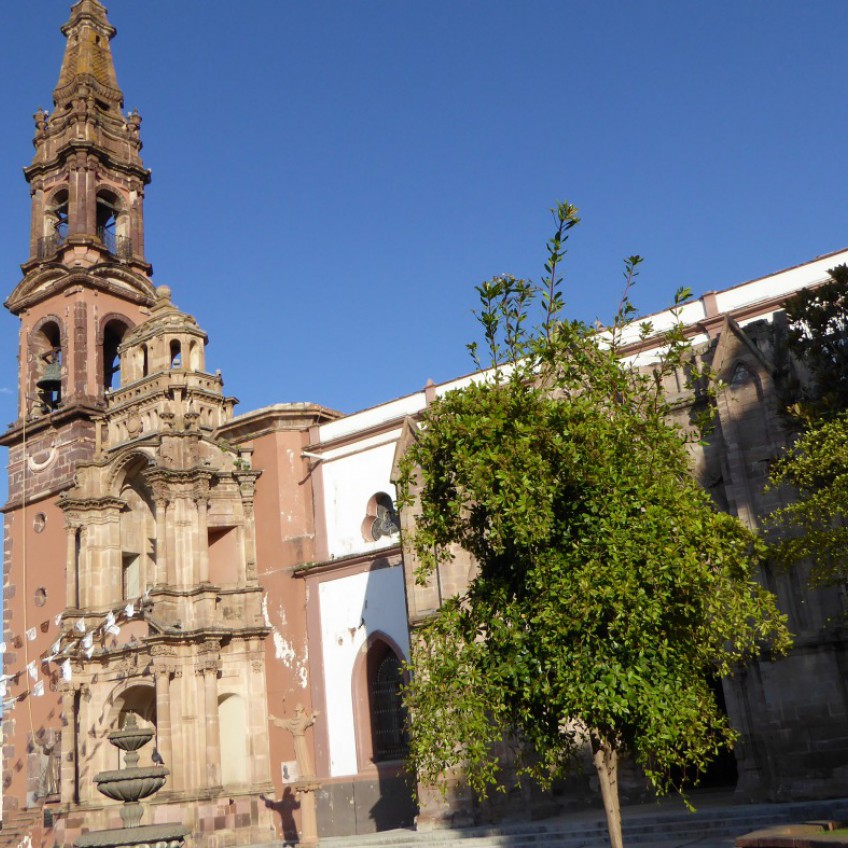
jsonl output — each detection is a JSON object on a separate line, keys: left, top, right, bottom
{"left": 22, "top": 0, "right": 151, "bottom": 270}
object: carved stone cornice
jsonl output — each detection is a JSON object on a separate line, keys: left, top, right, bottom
{"left": 58, "top": 495, "right": 127, "bottom": 513}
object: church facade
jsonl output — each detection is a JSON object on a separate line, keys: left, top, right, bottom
{"left": 3, "top": 4, "right": 848, "bottom": 848}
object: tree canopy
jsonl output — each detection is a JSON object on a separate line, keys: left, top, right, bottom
{"left": 783, "top": 263, "right": 848, "bottom": 421}
{"left": 767, "top": 264, "right": 848, "bottom": 586}
{"left": 397, "top": 204, "right": 791, "bottom": 848}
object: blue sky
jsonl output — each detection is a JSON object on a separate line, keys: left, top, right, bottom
{"left": 0, "top": 1, "right": 847, "bottom": 431}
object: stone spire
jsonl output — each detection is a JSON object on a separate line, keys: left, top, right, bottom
{"left": 53, "top": 0, "right": 123, "bottom": 111}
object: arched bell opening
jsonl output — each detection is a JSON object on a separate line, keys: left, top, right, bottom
{"left": 169, "top": 340, "right": 182, "bottom": 369}
{"left": 31, "top": 319, "right": 64, "bottom": 413}
{"left": 101, "top": 317, "right": 131, "bottom": 393}
{"left": 96, "top": 190, "right": 130, "bottom": 258}
{"left": 40, "top": 189, "right": 69, "bottom": 259}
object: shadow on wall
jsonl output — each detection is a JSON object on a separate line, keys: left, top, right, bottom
{"left": 357, "top": 564, "right": 417, "bottom": 833}
{"left": 261, "top": 789, "right": 300, "bottom": 846}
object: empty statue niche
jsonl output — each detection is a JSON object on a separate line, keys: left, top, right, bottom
{"left": 188, "top": 339, "right": 202, "bottom": 371}
{"left": 113, "top": 685, "right": 157, "bottom": 766}
{"left": 208, "top": 526, "right": 240, "bottom": 586}
{"left": 32, "top": 319, "right": 63, "bottom": 412}
{"left": 119, "top": 474, "right": 156, "bottom": 602}
{"left": 218, "top": 694, "right": 248, "bottom": 786}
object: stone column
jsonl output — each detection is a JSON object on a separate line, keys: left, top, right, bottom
{"left": 197, "top": 641, "right": 222, "bottom": 789}
{"left": 105, "top": 509, "right": 122, "bottom": 606}
{"left": 65, "top": 522, "right": 79, "bottom": 609}
{"left": 68, "top": 161, "right": 82, "bottom": 236}
{"left": 242, "top": 501, "right": 257, "bottom": 582}
{"left": 167, "top": 668, "right": 184, "bottom": 792}
{"left": 166, "top": 501, "right": 179, "bottom": 586}
{"left": 29, "top": 182, "right": 43, "bottom": 258}
{"left": 237, "top": 474, "right": 259, "bottom": 583}
{"left": 85, "top": 160, "right": 97, "bottom": 236}
{"left": 152, "top": 654, "right": 174, "bottom": 771}
{"left": 153, "top": 495, "right": 168, "bottom": 587}
{"left": 247, "top": 647, "right": 272, "bottom": 784}
{"left": 195, "top": 480, "right": 210, "bottom": 584}
{"left": 59, "top": 685, "right": 75, "bottom": 805}
{"left": 270, "top": 705, "right": 321, "bottom": 848}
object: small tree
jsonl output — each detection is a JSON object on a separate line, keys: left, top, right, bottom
{"left": 783, "top": 264, "right": 848, "bottom": 422}
{"left": 767, "top": 264, "right": 848, "bottom": 586}
{"left": 767, "top": 411, "right": 848, "bottom": 587}
{"left": 397, "top": 204, "right": 790, "bottom": 848}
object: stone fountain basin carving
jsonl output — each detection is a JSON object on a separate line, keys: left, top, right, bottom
{"left": 94, "top": 767, "right": 168, "bottom": 802}
{"left": 108, "top": 726, "right": 154, "bottom": 752}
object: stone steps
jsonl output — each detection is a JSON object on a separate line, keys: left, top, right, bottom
{"left": 320, "top": 798, "right": 848, "bottom": 848}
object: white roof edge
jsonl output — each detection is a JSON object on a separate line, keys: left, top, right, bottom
{"left": 317, "top": 248, "right": 848, "bottom": 440}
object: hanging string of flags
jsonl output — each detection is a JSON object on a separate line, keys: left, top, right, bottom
{"left": 0, "top": 588, "right": 149, "bottom": 712}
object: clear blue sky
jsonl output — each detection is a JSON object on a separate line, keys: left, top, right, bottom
{"left": 1, "top": 1, "right": 847, "bottom": 429}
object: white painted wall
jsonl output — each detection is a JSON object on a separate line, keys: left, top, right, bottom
{"left": 320, "top": 438, "right": 401, "bottom": 559}
{"left": 318, "top": 566, "right": 410, "bottom": 777}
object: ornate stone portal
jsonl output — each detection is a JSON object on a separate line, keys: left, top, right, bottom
{"left": 75, "top": 715, "right": 188, "bottom": 848}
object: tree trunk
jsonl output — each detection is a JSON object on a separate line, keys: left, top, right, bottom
{"left": 592, "top": 736, "right": 623, "bottom": 848}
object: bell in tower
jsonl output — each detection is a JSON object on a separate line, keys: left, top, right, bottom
{"left": 35, "top": 348, "right": 63, "bottom": 411}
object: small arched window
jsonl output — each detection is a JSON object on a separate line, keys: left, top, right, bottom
{"left": 169, "top": 340, "right": 182, "bottom": 369}
{"left": 362, "top": 493, "right": 400, "bottom": 542}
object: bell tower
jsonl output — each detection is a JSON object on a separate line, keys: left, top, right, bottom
{"left": 0, "top": 0, "right": 155, "bottom": 830}
{"left": 2, "top": 6, "right": 278, "bottom": 846}
{"left": 2, "top": 0, "right": 156, "bottom": 495}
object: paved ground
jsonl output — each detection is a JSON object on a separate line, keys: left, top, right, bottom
{"left": 316, "top": 789, "right": 848, "bottom": 848}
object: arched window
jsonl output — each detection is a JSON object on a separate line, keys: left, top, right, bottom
{"left": 367, "top": 643, "right": 408, "bottom": 762}
{"left": 361, "top": 492, "right": 401, "bottom": 542}
{"left": 169, "top": 340, "right": 182, "bottom": 369}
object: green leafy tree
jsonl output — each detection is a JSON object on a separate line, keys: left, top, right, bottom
{"left": 767, "top": 264, "right": 848, "bottom": 585}
{"left": 783, "top": 264, "right": 848, "bottom": 421}
{"left": 767, "top": 412, "right": 848, "bottom": 587}
{"left": 397, "top": 204, "right": 791, "bottom": 848}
